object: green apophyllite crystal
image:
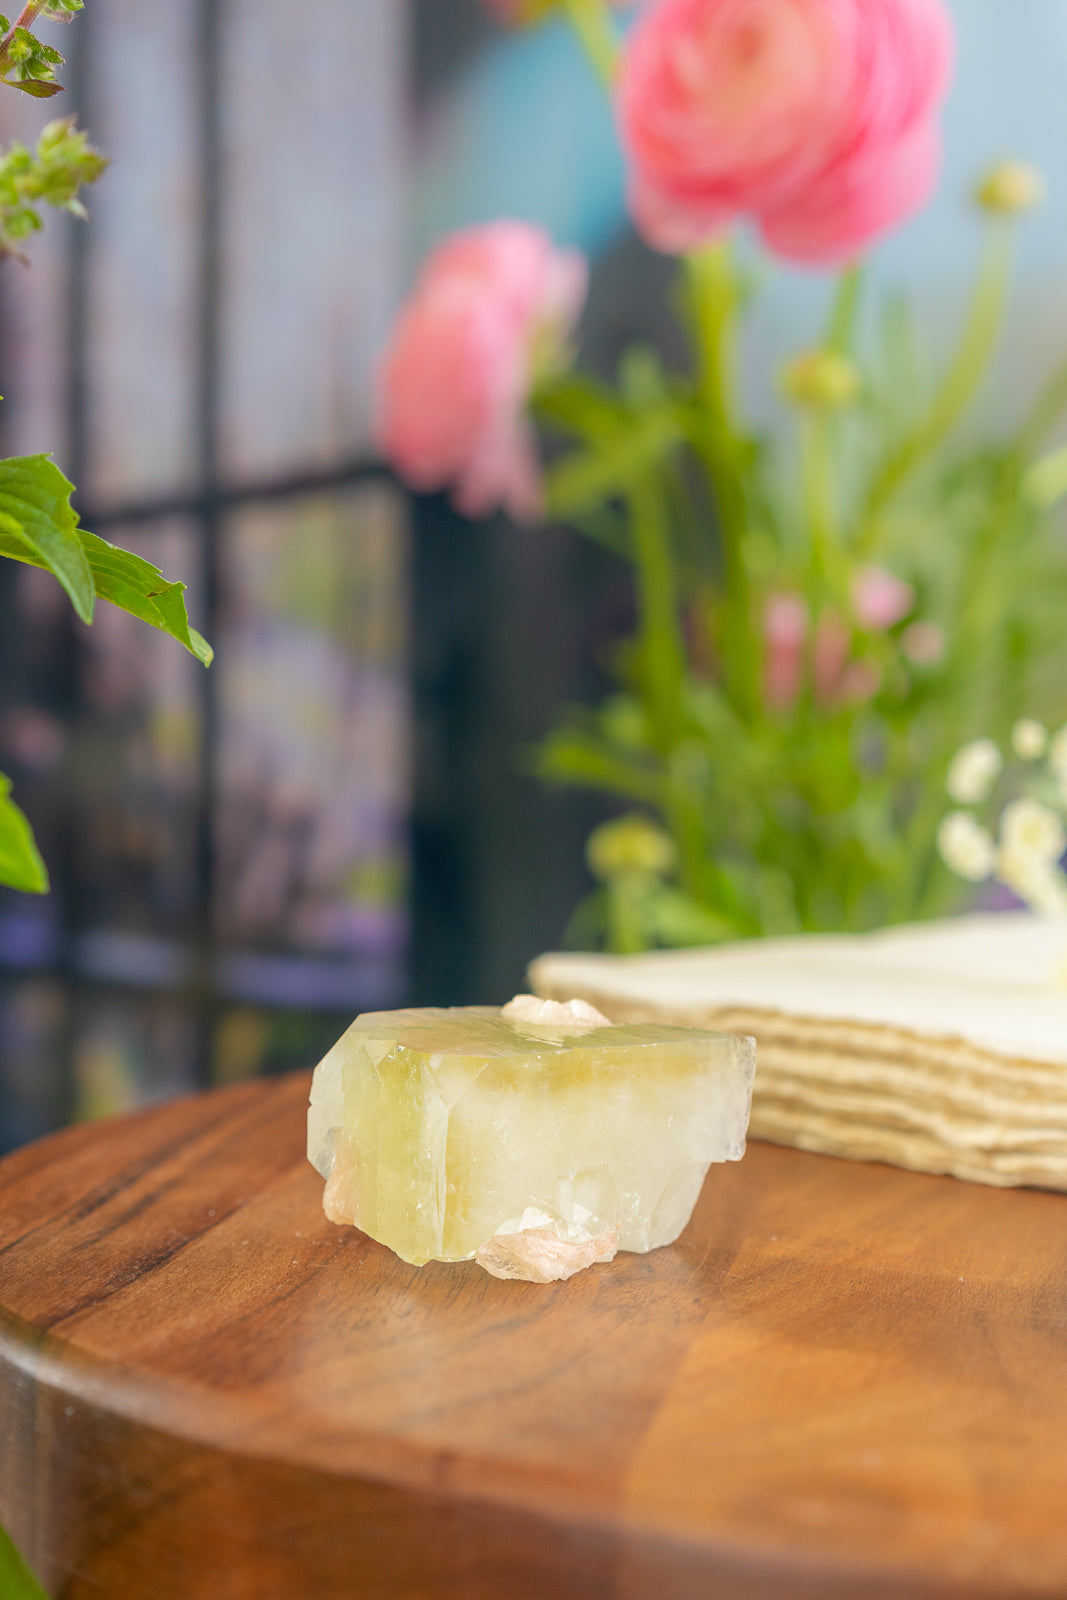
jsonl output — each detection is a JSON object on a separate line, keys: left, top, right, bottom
{"left": 307, "top": 998, "right": 755, "bottom": 1281}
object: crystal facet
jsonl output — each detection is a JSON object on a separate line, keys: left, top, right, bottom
{"left": 308, "top": 1003, "right": 755, "bottom": 1279}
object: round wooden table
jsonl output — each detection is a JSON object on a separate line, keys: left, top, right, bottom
{"left": 1, "top": 1071, "right": 1066, "bottom": 1599}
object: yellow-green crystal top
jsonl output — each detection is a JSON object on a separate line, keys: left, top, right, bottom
{"left": 308, "top": 1004, "right": 755, "bottom": 1276}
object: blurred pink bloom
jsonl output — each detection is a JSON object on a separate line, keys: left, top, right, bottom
{"left": 813, "top": 609, "right": 851, "bottom": 704}
{"left": 852, "top": 565, "right": 915, "bottom": 631}
{"left": 763, "top": 591, "right": 808, "bottom": 711}
{"left": 841, "top": 659, "right": 883, "bottom": 703}
{"left": 376, "top": 222, "right": 588, "bottom": 521}
{"left": 618, "top": 0, "right": 954, "bottom": 263}
{"left": 901, "top": 619, "right": 945, "bottom": 666}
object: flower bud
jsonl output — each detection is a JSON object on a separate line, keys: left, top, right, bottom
{"left": 586, "top": 814, "right": 675, "bottom": 881}
{"left": 976, "top": 160, "right": 1044, "bottom": 216}
{"left": 778, "top": 349, "right": 861, "bottom": 411}
{"left": 1011, "top": 718, "right": 1048, "bottom": 762}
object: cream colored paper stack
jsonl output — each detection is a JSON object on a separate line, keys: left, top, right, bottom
{"left": 530, "top": 913, "right": 1067, "bottom": 1191}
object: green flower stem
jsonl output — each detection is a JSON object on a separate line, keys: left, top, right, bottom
{"left": 684, "top": 241, "right": 755, "bottom": 713}
{"left": 605, "top": 877, "right": 647, "bottom": 955}
{"left": 862, "top": 220, "right": 1016, "bottom": 534}
{"left": 826, "top": 262, "right": 865, "bottom": 355}
{"left": 1017, "top": 357, "right": 1067, "bottom": 459}
{"left": 800, "top": 412, "right": 843, "bottom": 597}
{"left": 628, "top": 471, "right": 686, "bottom": 752}
{"left": 559, "top": 0, "right": 619, "bottom": 86}
{"left": 627, "top": 472, "right": 713, "bottom": 899}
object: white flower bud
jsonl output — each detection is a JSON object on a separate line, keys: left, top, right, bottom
{"left": 997, "top": 855, "right": 1067, "bottom": 917}
{"left": 937, "top": 811, "right": 996, "bottom": 882}
{"left": 1011, "top": 718, "right": 1048, "bottom": 761}
{"left": 998, "top": 798, "right": 1066, "bottom": 866}
{"left": 945, "top": 738, "right": 1002, "bottom": 805}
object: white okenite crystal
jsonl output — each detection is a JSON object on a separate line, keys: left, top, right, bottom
{"left": 499, "top": 994, "right": 610, "bottom": 1030}
{"left": 308, "top": 999, "right": 755, "bottom": 1282}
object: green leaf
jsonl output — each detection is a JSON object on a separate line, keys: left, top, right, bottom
{"left": 535, "top": 725, "right": 666, "bottom": 805}
{"left": 0, "top": 454, "right": 94, "bottom": 620}
{"left": 0, "top": 772, "right": 47, "bottom": 893}
{"left": 0, "top": 118, "right": 107, "bottom": 260}
{"left": 0, "top": 25, "right": 65, "bottom": 97}
{"left": 544, "top": 408, "right": 685, "bottom": 519}
{"left": 533, "top": 374, "right": 627, "bottom": 441}
{"left": 0, "top": 1518, "right": 49, "bottom": 1599}
{"left": 642, "top": 885, "right": 738, "bottom": 947}
{"left": 79, "top": 531, "right": 213, "bottom": 665}
{"left": 7, "top": 75, "right": 62, "bottom": 97}
{"left": 0, "top": 456, "right": 212, "bottom": 663}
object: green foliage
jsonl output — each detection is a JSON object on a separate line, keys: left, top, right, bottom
{"left": 0, "top": 453, "right": 94, "bottom": 619}
{"left": 81, "top": 530, "right": 213, "bottom": 664}
{"left": 0, "top": 116, "right": 106, "bottom": 258}
{"left": 536, "top": 204, "right": 1067, "bottom": 950}
{"left": 0, "top": 772, "right": 48, "bottom": 891}
{"left": 0, "top": 1, "right": 209, "bottom": 907}
{"left": 0, "top": 455, "right": 212, "bottom": 662}
{"left": 0, "top": 13, "right": 65, "bottom": 98}
{"left": 0, "top": 454, "right": 212, "bottom": 895}
{"left": 0, "top": 1517, "right": 49, "bottom": 1600}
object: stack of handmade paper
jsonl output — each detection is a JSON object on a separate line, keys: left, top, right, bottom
{"left": 531, "top": 913, "right": 1067, "bottom": 1192}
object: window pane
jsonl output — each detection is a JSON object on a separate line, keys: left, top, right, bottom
{"left": 71, "top": 989, "right": 198, "bottom": 1122}
{"left": 0, "top": 89, "right": 70, "bottom": 462}
{"left": 214, "top": 1003, "right": 352, "bottom": 1086}
{"left": 83, "top": 0, "right": 200, "bottom": 505}
{"left": 219, "top": 0, "right": 405, "bottom": 482}
{"left": 67, "top": 520, "right": 202, "bottom": 964}
{"left": 215, "top": 483, "right": 409, "bottom": 1010}
{"left": 0, "top": 980, "right": 66, "bottom": 1154}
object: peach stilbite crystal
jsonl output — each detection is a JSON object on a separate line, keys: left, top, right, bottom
{"left": 308, "top": 1002, "right": 755, "bottom": 1282}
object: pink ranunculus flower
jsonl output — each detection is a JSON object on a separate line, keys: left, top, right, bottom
{"left": 852, "top": 565, "right": 915, "bottom": 631}
{"left": 617, "top": 0, "right": 954, "bottom": 264}
{"left": 763, "top": 591, "right": 808, "bottom": 711}
{"left": 376, "top": 222, "right": 588, "bottom": 522}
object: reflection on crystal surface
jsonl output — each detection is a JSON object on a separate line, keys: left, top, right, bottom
{"left": 309, "top": 1007, "right": 755, "bottom": 1278}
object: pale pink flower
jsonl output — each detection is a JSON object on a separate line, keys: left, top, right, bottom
{"left": 617, "top": 0, "right": 954, "bottom": 264}
{"left": 813, "top": 609, "right": 851, "bottom": 705}
{"left": 763, "top": 591, "right": 808, "bottom": 711}
{"left": 376, "top": 222, "right": 588, "bottom": 521}
{"left": 901, "top": 620, "right": 945, "bottom": 666}
{"left": 815, "top": 612, "right": 882, "bottom": 706}
{"left": 841, "top": 659, "right": 882, "bottom": 703}
{"left": 852, "top": 565, "right": 915, "bottom": 631}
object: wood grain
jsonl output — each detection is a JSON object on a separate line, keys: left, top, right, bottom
{"left": 2, "top": 1071, "right": 1067, "bottom": 1598}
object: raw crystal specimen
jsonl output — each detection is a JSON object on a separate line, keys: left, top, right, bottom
{"left": 307, "top": 995, "right": 756, "bottom": 1281}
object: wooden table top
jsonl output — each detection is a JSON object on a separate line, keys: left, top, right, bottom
{"left": 1, "top": 1071, "right": 1066, "bottom": 1600}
